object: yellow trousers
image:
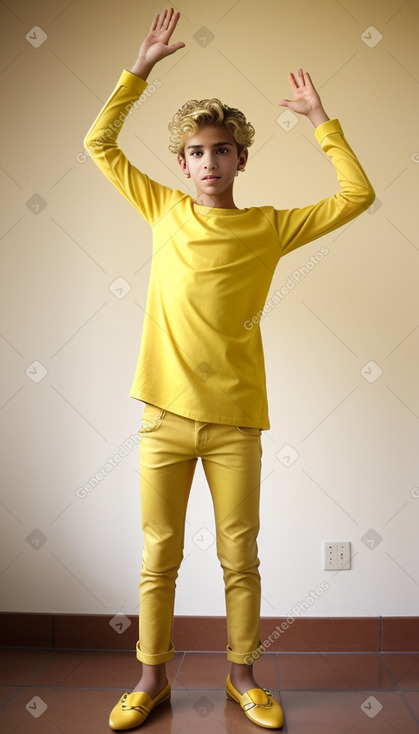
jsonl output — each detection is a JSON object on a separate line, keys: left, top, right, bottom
{"left": 136, "top": 404, "right": 263, "bottom": 666}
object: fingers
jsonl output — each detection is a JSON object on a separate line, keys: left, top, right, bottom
{"left": 288, "top": 72, "right": 298, "bottom": 90}
{"left": 152, "top": 7, "right": 179, "bottom": 33}
{"left": 150, "top": 11, "right": 161, "bottom": 32}
{"left": 304, "top": 70, "right": 314, "bottom": 87}
{"left": 167, "top": 7, "right": 180, "bottom": 27}
{"left": 156, "top": 8, "right": 169, "bottom": 31}
{"left": 150, "top": 8, "right": 164, "bottom": 32}
{"left": 289, "top": 69, "right": 313, "bottom": 88}
{"left": 167, "top": 40, "right": 186, "bottom": 55}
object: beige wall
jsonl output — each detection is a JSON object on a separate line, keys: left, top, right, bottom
{"left": 0, "top": 0, "right": 418, "bottom": 619}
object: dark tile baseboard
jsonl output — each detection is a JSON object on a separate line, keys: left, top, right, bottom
{"left": 0, "top": 613, "right": 418, "bottom": 652}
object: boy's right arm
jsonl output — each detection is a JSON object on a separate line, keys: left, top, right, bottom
{"left": 83, "top": 9, "right": 185, "bottom": 222}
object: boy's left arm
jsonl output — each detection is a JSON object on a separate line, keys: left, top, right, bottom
{"left": 275, "top": 69, "right": 375, "bottom": 256}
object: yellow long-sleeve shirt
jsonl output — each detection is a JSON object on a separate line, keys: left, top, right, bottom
{"left": 84, "top": 70, "right": 375, "bottom": 429}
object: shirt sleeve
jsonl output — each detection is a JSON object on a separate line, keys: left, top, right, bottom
{"left": 83, "top": 70, "right": 183, "bottom": 225}
{"left": 270, "top": 119, "right": 375, "bottom": 257}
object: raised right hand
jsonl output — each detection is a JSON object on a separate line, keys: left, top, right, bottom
{"left": 135, "top": 8, "right": 185, "bottom": 74}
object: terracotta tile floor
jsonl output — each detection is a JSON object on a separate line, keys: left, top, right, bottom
{"left": 0, "top": 648, "right": 418, "bottom": 733}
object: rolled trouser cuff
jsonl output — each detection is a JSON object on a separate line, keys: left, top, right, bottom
{"left": 226, "top": 642, "right": 264, "bottom": 665}
{"left": 136, "top": 640, "right": 175, "bottom": 665}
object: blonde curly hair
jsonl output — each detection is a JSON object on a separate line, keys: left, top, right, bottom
{"left": 168, "top": 98, "right": 255, "bottom": 156}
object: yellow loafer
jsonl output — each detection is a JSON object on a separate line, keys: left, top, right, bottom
{"left": 109, "top": 682, "right": 171, "bottom": 730}
{"left": 226, "top": 675, "right": 283, "bottom": 729}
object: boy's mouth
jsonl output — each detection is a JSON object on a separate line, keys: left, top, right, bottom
{"left": 202, "top": 175, "right": 220, "bottom": 181}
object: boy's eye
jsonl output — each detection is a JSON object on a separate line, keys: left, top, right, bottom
{"left": 189, "top": 148, "right": 229, "bottom": 157}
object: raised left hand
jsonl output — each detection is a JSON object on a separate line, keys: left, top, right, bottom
{"left": 278, "top": 69, "right": 329, "bottom": 127}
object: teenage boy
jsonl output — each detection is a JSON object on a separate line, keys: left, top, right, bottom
{"left": 84, "top": 7, "right": 375, "bottom": 731}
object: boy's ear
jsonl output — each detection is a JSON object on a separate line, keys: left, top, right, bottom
{"left": 238, "top": 148, "right": 248, "bottom": 170}
{"left": 177, "top": 154, "right": 189, "bottom": 176}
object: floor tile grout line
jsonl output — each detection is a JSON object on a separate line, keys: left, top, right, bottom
{"left": 0, "top": 684, "right": 26, "bottom": 712}
{"left": 269, "top": 687, "right": 419, "bottom": 693}
{"left": 2, "top": 648, "right": 418, "bottom": 664}
{"left": 17, "top": 649, "right": 57, "bottom": 687}
{"left": 379, "top": 614, "right": 383, "bottom": 652}
{"left": 3, "top": 682, "right": 419, "bottom": 692}
{"left": 275, "top": 652, "right": 419, "bottom": 659}
{"left": 2, "top": 647, "right": 419, "bottom": 655}
{"left": 171, "top": 651, "right": 186, "bottom": 687}
{"left": 275, "top": 648, "right": 281, "bottom": 691}
{"left": 398, "top": 689, "right": 419, "bottom": 727}
{"left": 380, "top": 650, "right": 403, "bottom": 693}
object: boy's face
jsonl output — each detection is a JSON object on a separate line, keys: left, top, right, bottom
{"left": 177, "top": 124, "right": 248, "bottom": 208}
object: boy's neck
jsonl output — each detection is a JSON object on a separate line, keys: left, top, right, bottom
{"left": 194, "top": 192, "right": 238, "bottom": 209}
